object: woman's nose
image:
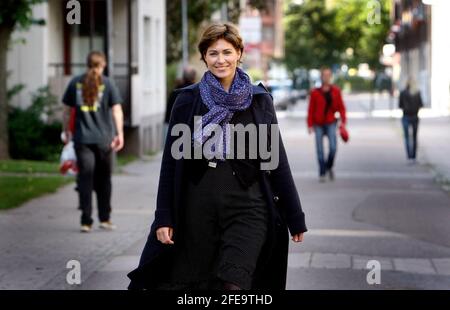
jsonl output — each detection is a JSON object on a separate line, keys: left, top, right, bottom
{"left": 217, "top": 53, "right": 225, "bottom": 63}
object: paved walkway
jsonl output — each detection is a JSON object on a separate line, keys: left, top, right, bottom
{"left": 418, "top": 117, "right": 450, "bottom": 189}
{"left": 1, "top": 93, "right": 449, "bottom": 290}
{"left": 0, "top": 156, "right": 161, "bottom": 290}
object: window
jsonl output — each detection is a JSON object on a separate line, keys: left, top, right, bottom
{"left": 66, "top": 0, "right": 107, "bottom": 75}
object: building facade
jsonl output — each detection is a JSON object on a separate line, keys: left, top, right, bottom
{"left": 390, "top": 0, "right": 450, "bottom": 113}
{"left": 239, "top": 0, "right": 285, "bottom": 81}
{"left": 7, "top": 0, "right": 166, "bottom": 156}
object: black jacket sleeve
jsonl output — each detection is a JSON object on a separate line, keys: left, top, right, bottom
{"left": 399, "top": 91, "right": 404, "bottom": 110}
{"left": 264, "top": 94, "right": 308, "bottom": 235}
{"left": 164, "top": 90, "right": 179, "bottom": 124}
{"left": 153, "top": 90, "right": 193, "bottom": 229}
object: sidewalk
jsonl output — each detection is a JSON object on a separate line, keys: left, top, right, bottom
{"left": 62, "top": 111, "right": 450, "bottom": 290}
{"left": 349, "top": 93, "right": 450, "bottom": 187}
{"left": 1, "top": 93, "right": 449, "bottom": 290}
{"left": 0, "top": 155, "right": 162, "bottom": 289}
{"left": 418, "top": 117, "right": 450, "bottom": 190}
{"left": 283, "top": 92, "right": 450, "bottom": 190}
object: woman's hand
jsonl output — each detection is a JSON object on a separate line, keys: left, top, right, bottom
{"left": 111, "top": 104, "right": 124, "bottom": 152}
{"left": 62, "top": 131, "right": 72, "bottom": 144}
{"left": 292, "top": 233, "right": 304, "bottom": 243}
{"left": 156, "top": 227, "right": 174, "bottom": 245}
{"left": 111, "top": 133, "right": 124, "bottom": 152}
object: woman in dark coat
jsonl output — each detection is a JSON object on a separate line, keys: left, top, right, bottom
{"left": 127, "top": 23, "right": 307, "bottom": 290}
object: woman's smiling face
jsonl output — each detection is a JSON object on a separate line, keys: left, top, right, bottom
{"left": 204, "top": 38, "right": 241, "bottom": 82}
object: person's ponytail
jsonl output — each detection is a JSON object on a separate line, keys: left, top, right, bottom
{"left": 82, "top": 51, "right": 106, "bottom": 106}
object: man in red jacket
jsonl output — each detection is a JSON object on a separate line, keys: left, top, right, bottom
{"left": 307, "top": 67, "right": 347, "bottom": 182}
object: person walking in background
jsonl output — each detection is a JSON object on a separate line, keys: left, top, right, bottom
{"left": 62, "top": 51, "right": 124, "bottom": 233}
{"left": 164, "top": 66, "right": 197, "bottom": 125}
{"left": 307, "top": 67, "right": 347, "bottom": 182}
{"left": 399, "top": 77, "right": 423, "bottom": 164}
{"left": 163, "top": 66, "right": 197, "bottom": 142}
{"left": 128, "top": 23, "right": 306, "bottom": 290}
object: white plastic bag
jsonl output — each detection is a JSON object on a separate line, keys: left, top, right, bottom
{"left": 60, "top": 141, "right": 78, "bottom": 176}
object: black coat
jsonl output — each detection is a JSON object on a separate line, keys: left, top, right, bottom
{"left": 127, "top": 83, "right": 307, "bottom": 290}
{"left": 164, "top": 81, "right": 195, "bottom": 124}
{"left": 399, "top": 89, "right": 423, "bottom": 117}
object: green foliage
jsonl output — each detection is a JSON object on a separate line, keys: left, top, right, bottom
{"left": 116, "top": 154, "right": 138, "bottom": 167}
{"left": 28, "top": 85, "right": 58, "bottom": 118}
{"left": 166, "top": 62, "right": 179, "bottom": 96}
{"left": 334, "top": 0, "right": 391, "bottom": 69}
{"left": 8, "top": 86, "right": 62, "bottom": 161}
{"left": 0, "top": 0, "right": 47, "bottom": 160}
{"left": 167, "top": 0, "right": 227, "bottom": 64}
{"left": 0, "top": 175, "right": 73, "bottom": 210}
{"left": 0, "top": 0, "right": 46, "bottom": 29}
{"left": 284, "top": 0, "right": 391, "bottom": 71}
{"left": 246, "top": 68, "right": 264, "bottom": 83}
{"left": 284, "top": 0, "right": 342, "bottom": 70}
{"left": 0, "top": 159, "right": 60, "bottom": 173}
{"left": 334, "top": 75, "right": 374, "bottom": 93}
{"left": 7, "top": 83, "right": 25, "bottom": 102}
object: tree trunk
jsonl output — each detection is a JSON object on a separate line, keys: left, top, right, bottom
{"left": 0, "top": 26, "right": 13, "bottom": 160}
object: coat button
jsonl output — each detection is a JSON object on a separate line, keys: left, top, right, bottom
{"left": 273, "top": 196, "right": 279, "bottom": 203}
{"left": 265, "top": 170, "right": 271, "bottom": 176}
{"left": 232, "top": 171, "right": 236, "bottom": 176}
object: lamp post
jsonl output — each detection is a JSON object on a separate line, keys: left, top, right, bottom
{"left": 182, "top": 0, "right": 188, "bottom": 68}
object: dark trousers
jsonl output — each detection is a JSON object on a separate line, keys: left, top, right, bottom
{"left": 401, "top": 116, "right": 419, "bottom": 159}
{"left": 314, "top": 121, "right": 337, "bottom": 176}
{"left": 74, "top": 143, "right": 113, "bottom": 226}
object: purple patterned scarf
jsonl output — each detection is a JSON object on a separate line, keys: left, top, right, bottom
{"left": 193, "top": 67, "right": 253, "bottom": 159}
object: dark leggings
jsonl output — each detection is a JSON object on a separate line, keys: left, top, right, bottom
{"left": 75, "top": 143, "right": 112, "bottom": 226}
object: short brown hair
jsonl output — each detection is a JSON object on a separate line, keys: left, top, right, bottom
{"left": 198, "top": 23, "right": 244, "bottom": 65}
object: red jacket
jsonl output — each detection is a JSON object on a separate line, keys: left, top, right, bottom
{"left": 307, "top": 85, "right": 347, "bottom": 128}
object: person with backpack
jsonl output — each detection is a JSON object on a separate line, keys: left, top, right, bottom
{"left": 307, "top": 67, "right": 347, "bottom": 182}
{"left": 399, "top": 78, "right": 423, "bottom": 164}
{"left": 62, "top": 51, "right": 124, "bottom": 233}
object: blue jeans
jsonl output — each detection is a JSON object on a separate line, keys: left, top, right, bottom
{"left": 401, "top": 116, "right": 419, "bottom": 160}
{"left": 314, "top": 121, "right": 337, "bottom": 176}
